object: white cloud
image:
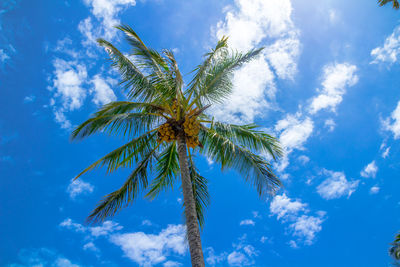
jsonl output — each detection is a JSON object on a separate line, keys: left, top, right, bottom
{"left": 289, "top": 214, "right": 324, "bottom": 245}
{"left": 54, "top": 109, "right": 72, "bottom": 129}
{"left": 8, "top": 248, "right": 83, "bottom": 267}
{"left": 370, "top": 186, "right": 380, "bottom": 195}
{"left": 227, "top": 243, "right": 257, "bottom": 267}
{"left": 83, "top": 242, "right": 99, "bottom": 253}
{"left": 297, "top": 155, "right": 310, "bottom": 165}
{"left": 59, "top": 218, "right": 122, "bottom": 237}
{"left": 50, "top": 58, "right": 88, "bottom": 111}
{"left": 324, "top": 119, "right": 336, "bottom": 132}
{"left": 23, "top": 95, "right": 36, "bottom": 103}
{"left": 275, "top": 114, "right": 314, "bottom": 152}
{"left": 269, "top": 193, "right": 307, "bottom": 220}
{"left": 90, "top": 74, "right": 117, "bottom": 105}
{"left": 60, "top": 218, "right": 87, "bottom": 233}
{"left": 141, "top": 219, "right": 152, "bottom": 226}
{"left": 163, "top": 261, "right": 182, "bottom": 267}
{"left": 80, "top": 0, "right": 136, "bottom": 44}
{"left": 316, "top": 169, "right": 359, "bottom": 200}
{"left": 227, "top": 251, "right": 251, "bottom": 266}
{"left": 205, "top": 247, "right": 226, "bottom": 266}
{"left": 269, "top": 194, "right": 325, "bottom": 246}
{"left": 264, "top": 35, "right": 300, "bottom": 80}
{"left": 90, "top": 221, "right": 123, "bottom": 237}
{"left": 110, "top": 224, "right": 187, "bottom": 267}
{"left": 371, "top": 26, "right": 400, "bottom": 64}
{"left": 309, "top": 63, "right": 358, "bottom": 114}
{"left": 382, "top": 100, "right": 400, "bottom": 139}
{"left": 274, "top": 114, "right": 313, "bottom": 172}
{"left": 360, "top": 160, "right": 378, "bottom": 178}
{"left": 0, "top": 48, "right": 9, "bottom": 62}
{"left": 66, "top": 178, "right": 94, "bottom": 199}
{"left": 382, "top": 147, "right": 390, "bottom": 158}
{"left": 210, "top": 0, "right": 300, "bottom": 123}
{"left": 215, "top": 0, "right": 298, "bottom": 51}
{"left": 239, "top": 219, "right": 255, "bottom": 226}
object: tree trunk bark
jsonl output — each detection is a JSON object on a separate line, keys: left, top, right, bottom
{"left": 177, "top": 135, "right": 205, "bottom": 267}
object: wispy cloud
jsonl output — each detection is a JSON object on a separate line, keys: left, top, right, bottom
{"left": 371, "top": 26, "right": 400, "bottom": 65}
{"left": 382, "top": 100, "right": 400, "bottom": 139}
{"left": 66, "top": 178, "right": 94, "bottom": 199}
{"left": 360, "top": 160, "right": 378, "bottom": 178}
{"left": 308, "top": 63, "right": 358, "bottom": 115}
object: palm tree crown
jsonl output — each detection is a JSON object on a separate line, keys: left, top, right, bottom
{"left": 71, "top": 25, "right": 283, "bottom": 266}
{"left": 379, "top": 0, "right": 400, "bottom": 9}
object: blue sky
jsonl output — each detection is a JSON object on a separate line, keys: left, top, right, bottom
{"left": 1, "top": 0, "right": 400, "bottom": 266}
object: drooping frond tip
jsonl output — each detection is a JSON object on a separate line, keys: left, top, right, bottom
{"left": 379, "top": 0, "right": 400, "bottom": 9}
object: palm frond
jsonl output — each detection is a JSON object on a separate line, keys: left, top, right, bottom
{"left": 71, "top": 112, "right": 160, "bottom": 140}
{"left": 97, "top": 38, "right": 160, "bottom": 102}
{"left": 200, "top": 127, "right": 281, "bottom": 197}
{"left": 193, "top": 47, "right": 264, "bottom": 106}
{"left": 186, "top": 36, "right": 228, "bottom": 100}
{"left": 146, "top": 142, "right": 180, "bottom": 199}
{"left": 86, "top": 147, "right": 157, "bottom": 223}
{"left": 212, "top": 122, "right": 283, "bottom": 160}
{"left": 188, "top": 154, "right": 210, "bottom": 229}
{"left": 163, "top": 49, "right": 184, "bottom": 98}
{"left": 73, "top": 131, "right": 157, "bottom": 180}
{"left": 116, "top": 25, "right": 175, "bottom": 96}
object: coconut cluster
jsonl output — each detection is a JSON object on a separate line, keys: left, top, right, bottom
{"left": 157, "top": 122, "right": 176, "bottom": 143}
{"left": 183, "top": 115, "right": 200, "bottom": 148}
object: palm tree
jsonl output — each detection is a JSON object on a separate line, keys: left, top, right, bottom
{"left": 379, "top": 0, "right": 400, "bottom": 9}
{"left": 71, "top": 25, "right": 283, "bottom": 267}
{"left": 390, "top": 233, "right": 400, "bottom": 261}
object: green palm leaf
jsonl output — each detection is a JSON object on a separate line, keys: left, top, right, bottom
{"left": 87, "top": 147, "right": 157, "bottom": 223}
{"left": 200, "top": 127, "right": 281, "bottom": 197}
{"left": 146, "top": 141, "right": 180, "bottom": 199}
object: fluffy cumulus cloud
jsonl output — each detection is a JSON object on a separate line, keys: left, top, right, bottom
{"left": 371, "top": 26, "right": 400, "bottom": 64}
{"left": 360, "top": 160, "right": 378, "bottom": 178}
{"left": 59, "top": 218, "right": 190, "bottom": 265}
{"left": 110, "top": 224, "right": 186, "bottom": 267}
{"left": 269, "top": 194, "right": 325, "bottom": 246}
{"left": 49, "top": 59, "right": 88, "bottom": 129}
{"left": 66, "top": 178, "right": 94, "bottom": 199}
{"left": 210, "top": 0, "right": 300, "bottom": 123}
{"left": 382, "top": 100, "right": 400, "bottom": 139}
{"left": 270, "top": 193, "right": 308, "bottom": 220}
{"left": 308, "top": 63, "right": 358, "bottom": 114}
{"left": 50, "top": 59, "right": 88, "bottom": 111}
{"left": 317, "top": 169, "right": 359, "bottom": 200}
{"left": 275, "top": 114, "right": 314, "bottom": 153}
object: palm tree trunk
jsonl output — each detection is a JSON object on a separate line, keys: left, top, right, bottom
{"left": 177, "top": 135, "right": 205, "bottom": 267}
